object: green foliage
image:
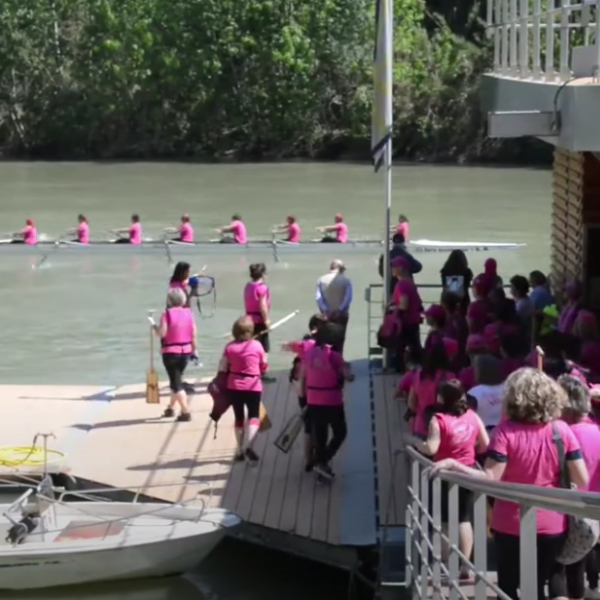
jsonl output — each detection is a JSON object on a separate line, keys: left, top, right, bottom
{"left": 0, "top": 0, "right": 531, "bottom": 161}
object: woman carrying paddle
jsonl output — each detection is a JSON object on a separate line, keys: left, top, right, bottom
{"left": 152, "top": 287, "right": 196, "bottom": 421}
{"left": 164, "top": 214, "right": 194, "bottom": 243}
{"left": 315, "top": 214, "right": 348, "bottom": 243}
{"left": 10, "top": 218, "right": 37, "bottom": 245}
{"left": 112, "top": 214, "right": 142, "bottom": 244}
{"left": 272, "top": 215, "right": 301, "bottom": 243}
{"left": 218, "top": 315, "right": 268, "bottom": 463}
{"left": 244, "top": 263, "right": 274, "bottom": 382}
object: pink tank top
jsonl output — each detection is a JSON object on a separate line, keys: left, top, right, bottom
{"left": 304, "top": 344, "right": 345, "bottom": 406}
{"left": 335, "top": 222, "right": 348, "bottom": 243}
{"left": 397, "top": 222, "right": 409, "bottom": 242}
{"left": 225, "top": 339, "right": 266, "bottom": 392}
{"left": 434, "top": 410, "right": 479, "bottom": 464}
{"left": 288, "top": 222, "right": 301, "bottom": 243}
{"left": 23, "top": 226, "right": 37, "bottom": 245}
{"left": 179, "top": 222, "right": 194, "bottom": 243}
{"left": 244, "top": 281, "right": 270, "bottom": 323}
{"left": 413, "top": 369, "right": 455, "bottom": 436}
{"left": 129, "top": 222, "right": 142, "bottom": 244}
{"left": 77, "top": 222, "right": 90, "bottom": 244}
{"left": 160, "top": 307, "right": 194, "bottom": 354}
{"left": 231, "top": 220, "right": 248, "bottom": 244}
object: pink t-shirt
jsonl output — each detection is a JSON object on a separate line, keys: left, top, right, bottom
{"left": 303, "top": 344, "right": 346, "bottom": 406}
{"left": 244, "top": 281, "right": 270, "bottom": 324}
{"left": 230, "top": 220, "right": 247, "bottom": 244}
{"left": 459, "top": 366, "right": 476, "bottom": 392}
{"left": 397, "top": 222, "right": 409, "bottom": 242}
{"left": 467, "top": 299, "right": 489, "bottom": 333}
{"left": 392, "top": 279, "right": 422, "bottom": 327}
{"left": 434, "top": 410, "right": 480, "bottom": 464}
{"left": 77, "top": 222, "right": 90, "bottom": 244}
{"left": 129, "top": 222, "right": 142, "bottom": 245}
{"left": 225, "top": 339, "right": 266, "bottom": 392}
{"left": 334, "top": 222, "right": 348, "bottom": 243}
{"left": 412, "top": 369, "right": 456, "bottom": 436}
{"left": 288, "top": 222, "right": 301, "bottom": 243}
{"left": 290, "top": 338, "right": 316, "bottom": 359}
{"left": 571, "top": 419, "right": 600, "bottom": 492}
{"left": 424, "top": 329, "right": 444, "bottom": 353}
{"left": 398, "top": 370, "right": 416, "bottom": 396}
{"left": 22, "top": 225, "right": 37, "bottom": 245}
{"left": 488, "top": 419, "right": 581, "bottom": 535}
{"left": 179, "top": 222, "right": 194, "bottom": 243}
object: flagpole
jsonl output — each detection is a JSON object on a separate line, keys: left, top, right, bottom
{"left": 382, "top": 0, "right": 393, "bottom": 306}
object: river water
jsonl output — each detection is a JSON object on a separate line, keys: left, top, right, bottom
{"left": 0, "top": 162, "right": 550, "bottom": 598}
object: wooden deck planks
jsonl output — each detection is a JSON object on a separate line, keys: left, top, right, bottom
{"left": 371, "top": 372, "right": 408, "bottom": 527}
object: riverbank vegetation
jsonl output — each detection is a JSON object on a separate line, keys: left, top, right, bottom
{"left": 0, "top": 0, "right": 550, "bottom": 162}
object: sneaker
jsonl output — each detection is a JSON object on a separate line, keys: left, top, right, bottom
{"left": 304, "top": 460, "right": 315, "bottom": 473}
{"left": 245, "top": 448, "right": 260, "bottom": 463}
{"left": 234, "top": 451, "right": 245, "bottom": 462}
{"left": 585, "top": 588, "right": 600, "bottom": 600}
{"left": 175, "top": 412, "right": 191, "bottom": 422}
{"left": 162, "top": 407, "right": 175, "bottom": 418}
{"left": 314, "top": 463, "right": 335, "bottom": 480}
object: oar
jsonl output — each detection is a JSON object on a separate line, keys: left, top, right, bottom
{"left": 535, "top": 345, "right": 545, "bottom": 370}
{"left": 107, "top": 228, "right": 127, "bottom": 241}
{"left": 146, "top": 310, "right": 160, "bottom": 404}
{"left": 33, "top": 231, "right": 69, "bottom": 269}
{"left": 219, "top": 310, "right": 300, "bottom": 339}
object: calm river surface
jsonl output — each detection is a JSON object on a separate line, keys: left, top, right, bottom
{"left": 0, "top": 162, "right": 550, "bottom": 598}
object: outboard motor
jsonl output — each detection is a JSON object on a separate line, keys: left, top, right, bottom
{"left": 6, "top": 514, "right": 40, "bottom": 545}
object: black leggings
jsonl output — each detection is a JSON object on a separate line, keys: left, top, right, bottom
{"left": 320, "top": 237, "right": 341, "bottom": 243}
{"left": 298, "top": 396, "right": 311, "bottom": 434}
{"left": 114, "top": 238, "right": 130, "bottom": 244}
{"left": 588, "top": 546, "right": 600, "bottom": 589}
{"left": 494, "top": 531, "right": 566, "bottom": 600}
{"left": 310, "top": 404, "right": 347, "bottom": 465}
{"left": 162, "top": 353, "right": 189, "bottom": 392}
{"left": 228, "top": 389, "right": 261, "bottom": 427}
{"left": 566, "top": 556, "right": 586, "bottom": 599}
{"left": 394, "top": 323, "right": 422, "bottom": 372}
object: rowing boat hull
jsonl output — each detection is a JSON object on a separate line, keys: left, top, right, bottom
{"left": 0, "top": 239, "right": 526, "bottom": 254}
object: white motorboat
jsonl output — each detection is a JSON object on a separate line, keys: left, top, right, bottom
{"left": 0, "top": 477, "right": 241, "bottom": 590}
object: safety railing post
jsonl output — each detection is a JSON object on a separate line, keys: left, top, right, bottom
{"left": 431, "top": 477, "right": 442, "bottom": 600}
{"left": 532, "top": 0, "right": 542, "bottom": 78}
{"left": 519, "top": 505, "right": 538, "bottom": 600}
{"left": 559, "top": 0, "right": 571, "bottom": 79}
{"left": 473, "top": 492, "right": 489, "bottom": 600}
{"left": 419, "top": 468, "right": 430, "bottom": 600}
{"left": 447, "top": 483, "right": 460, "bottom": 600}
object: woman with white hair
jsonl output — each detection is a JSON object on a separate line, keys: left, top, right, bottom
{"left": 152, "top": 287, "right": 197, "bottom": 421}
{"left": 430, "top": 367, "right": 589, "bottom": 600}
{"left": 558, "top": 375, "right": 600, "bottom": 600}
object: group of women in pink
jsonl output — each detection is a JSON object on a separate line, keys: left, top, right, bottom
{"left": 390, "top": 250, "right": 600, "bottom": 600}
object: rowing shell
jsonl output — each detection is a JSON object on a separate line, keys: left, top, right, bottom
{"left": 0, "top": 238, "right": 526, "bottom": 254}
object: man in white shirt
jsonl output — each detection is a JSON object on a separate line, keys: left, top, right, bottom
{"left": 315, "top": 259, "right": 353, "bottom": 353}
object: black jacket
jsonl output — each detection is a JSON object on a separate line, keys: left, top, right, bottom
{"left": 378, "top": 244, "right": 423, "bottom": 279}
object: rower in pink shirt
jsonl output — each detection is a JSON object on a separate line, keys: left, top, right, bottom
{"left": 272, "top": 215, "right": 301, "bottom": 243}
{"left": 217, "top": 213, "right": 248, "bottom": 244}
{"left": 113, "top": 214, "right": 143, "bottom": 244}
{"left": 11, "top": 218, "right": 37, "bottom": 245}
{"left": 164, "top": 214, "right": 194, "bottom": 244}
{"left": 390, "top": 214, "right": 409, "bottom": 242}
{"left": 71, "top": 214, "right": 90, "bottom": 244}
{"left": 315, "top": 214, "right": 348, "bottom": 243}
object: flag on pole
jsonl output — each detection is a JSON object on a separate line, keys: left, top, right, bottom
{"left": 371, "top": 0, "right": 393, "bottom": 172}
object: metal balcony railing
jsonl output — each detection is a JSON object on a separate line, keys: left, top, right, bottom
{"left": 486, "top": 0, "right": 600, "bottom": 81}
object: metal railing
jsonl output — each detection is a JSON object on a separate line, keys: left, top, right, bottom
{"left": 486, "top": 0, "right": 600, "bottom": 81}
{"left": 403, "top": 446, "right": 600, "bottom": 600}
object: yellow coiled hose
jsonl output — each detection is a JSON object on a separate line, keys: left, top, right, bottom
{"left": 0, "top": 446, "right": 65, "bottom": 468}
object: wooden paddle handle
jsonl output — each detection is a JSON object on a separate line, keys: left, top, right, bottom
{"left": 535, "top": 345, "right": 545, "bottom": 370}
{"left": 150, "top": 325, "right": 155, "bottom": 370}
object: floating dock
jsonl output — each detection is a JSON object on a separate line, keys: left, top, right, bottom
{"left": 0, "top": 361, "right": 409, "bottom": 576}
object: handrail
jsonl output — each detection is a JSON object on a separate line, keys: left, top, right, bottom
{"left": 404, "top": 445, "right": 600, "bottom": 600}
{"left": 486, "top": 0, "right": 600, "bottom": 82}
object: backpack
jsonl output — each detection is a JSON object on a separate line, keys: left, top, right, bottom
{"left": 378, "top": 308, "right": 401, "bottom": 349}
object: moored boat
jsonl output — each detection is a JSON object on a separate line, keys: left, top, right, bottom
{"left": 0, "top": 477, "right": 241, "bottom": 590}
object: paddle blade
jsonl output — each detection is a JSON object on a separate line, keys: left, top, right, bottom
{"left": 146, "top": 369, "right": 160, "bottom": 404}
{"left": 259, "top": 402, "right": 272, "bottom": 433}
{"left": 273, "top": 411, "right": 305, "bottom": 454}
{"left": 208, "top": 373, "right": 231, "bottom": 422}
{"left": 189, "top": 275, "right": 215, "bottom": 297}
